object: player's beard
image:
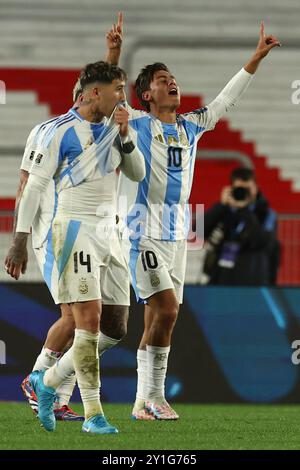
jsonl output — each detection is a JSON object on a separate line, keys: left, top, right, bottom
{"left": 90, "top": 104, "right": 105, "bottom": 123}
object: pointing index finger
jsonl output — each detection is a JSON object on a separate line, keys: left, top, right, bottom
{"left": 117, "top": 11, "right": 123, "bottom": 29}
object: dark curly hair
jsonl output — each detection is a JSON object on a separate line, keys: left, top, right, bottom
{"left": 79, "top": 61, "right": 127, "bottom": 92}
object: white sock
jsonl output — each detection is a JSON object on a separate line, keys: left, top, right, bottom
{"left": 72, "top": 329, "right": 102, "bottom": 420}
{"left": 44, "top": 346, "right": 74, "bottom": 389}
{"left": 146, "top": 345, "right": 170, "bottom": 404}
{"left": 54, "top": 373, "right": 76, "bottom": 408}
{"left": 44, "top": 334, "right": 101, "bottom": 418}
{"left": 44, "top": 331, "right": 120, "bottom": 406}
{"left": 99, "top": 331, "right": 121, "bottom": 356}
{"left": 134, "top": 349, "right": 148, "bottom": 407}
{"left": 32, "top": 347, "right": 62, "bottom": 371}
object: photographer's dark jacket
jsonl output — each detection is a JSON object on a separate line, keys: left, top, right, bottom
{"left": 204, "top": 192, "right": 280, "bottom": 285}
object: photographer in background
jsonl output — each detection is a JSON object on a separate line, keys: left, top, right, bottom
{"left": 202, "top": 167, "right": 280, "bottom": 285}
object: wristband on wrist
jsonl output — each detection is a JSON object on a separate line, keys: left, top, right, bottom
{"left": 121, "top": 135, "right": 135, "bottom": 153}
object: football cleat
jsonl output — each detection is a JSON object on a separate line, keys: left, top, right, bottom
{"left": 82, "top": 414, "right": 118, "bottom": 434}
{"left": 54, "top": 405, "right": 84, "bottom": 421}
{"left": 145, "top": 400, "right": 179, "bottom": 420}
{"left": 21, "top": 375, "right": 83, "bottom": 422}
{"left": 131, "top": 402, "right": 155, "bottom": 421}
{"left": 21, "top": 375, "right": 38, "bottom": 415}
{"left": 29, "top": 370, "right": 56, "bottom": 432}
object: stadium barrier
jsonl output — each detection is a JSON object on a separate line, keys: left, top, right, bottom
{"left": 1, "top": 284, "right": 300, "bottom": 404}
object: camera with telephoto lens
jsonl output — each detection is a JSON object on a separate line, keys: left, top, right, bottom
{"left": 231, "top": 186, "right": 250, "bottom": 201}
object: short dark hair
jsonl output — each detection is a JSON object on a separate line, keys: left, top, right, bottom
{"left": 72, "top": 78, "right": 82, "bottom": 102}
{"left": 135, "top": 62, "right": 170, "bottom": 111}
{"left": 79, "top": 61, "right": 127, "bottom": 91}
{"left": 231, "top": 167, "right": 256, "bottom": 183}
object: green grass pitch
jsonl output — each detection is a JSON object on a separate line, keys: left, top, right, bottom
{"left": 0, "top": 402, "right": 300, "bottom": 450}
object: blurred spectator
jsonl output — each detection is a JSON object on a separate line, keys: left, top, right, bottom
{"left": 201, "top": 167, "right": 280, "bottom": 285}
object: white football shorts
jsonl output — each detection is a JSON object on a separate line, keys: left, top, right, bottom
{"left": 124, "top": 235, "right": 187, "bottom": 304}
{"left": 33, "top": 217, "right": 130, "bottom": 305}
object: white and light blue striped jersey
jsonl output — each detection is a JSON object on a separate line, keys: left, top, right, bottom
{"left": 21, "top": 119, "right": 57, "bottom": 249}
{"left": 21, "top": 108, "right": 121, "bottom": 246}
{"left": 118, "top": 68, "right": 253, "bottom": 241}
{"left": 117, "top": 105, "right": 211, "bottom": 241}
{"left": 29, "top": 107, "right": 120, "bottom": 191}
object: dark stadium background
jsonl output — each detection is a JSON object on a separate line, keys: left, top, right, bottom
{"left": 1, "top": 284, "right": 300, "bottom": 404}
